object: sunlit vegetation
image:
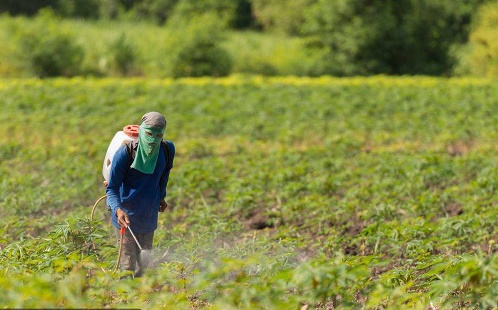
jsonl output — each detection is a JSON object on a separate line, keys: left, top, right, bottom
{"left": 1, "top": 76, "right": 497, "bottom": 308}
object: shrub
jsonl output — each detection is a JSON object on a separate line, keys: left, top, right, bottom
{"left": 107, "top": 33, "right": 139, "bottom": 76}
{"left": 172, "top": 41, "right": 232, "bottom": 78}
{"left": 18, "top": 10, "right": 84, "bottom": 77}
{"left": 456, "top": 1, "right": 498, "bottom": 77}
{"left": 23, "top": 34, "right": 84, "bottom": 77}
{"left": 168, "top": 14, "right": 232, "bottom": 77}
{"left": 301, "top": 0, "right": 484, "bottom": 76}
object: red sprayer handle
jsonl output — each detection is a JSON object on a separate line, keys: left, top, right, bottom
{"left": 121, "top": 226, "right": 125, "bottom": 235}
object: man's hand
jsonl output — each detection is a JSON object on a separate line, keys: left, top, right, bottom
{"left": 116, "top": 208, "right": 130, "bottom": 227}
{"left": 159, "top": 199, "right": 168, "bottom": 212}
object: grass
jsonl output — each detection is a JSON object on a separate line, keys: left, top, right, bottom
{"left": 0, "top": 15, "right": 309, "bottom": 77}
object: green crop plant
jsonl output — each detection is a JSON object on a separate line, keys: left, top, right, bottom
{"left": 1, "top": 76, "right": 497, "bottom": 308}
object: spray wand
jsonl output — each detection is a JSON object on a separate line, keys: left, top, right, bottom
{"left": 126, "top": 225, "right": 152, "bottom": 269}
{"left": 127, "top": 226, "right": 143, "bottom": 251}
{"left": 91, "top": 196, "right": 167, "bottom": 273}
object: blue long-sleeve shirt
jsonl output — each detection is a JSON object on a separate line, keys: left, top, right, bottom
{"left": 106, "top": 140, "right": 175, "bottom": 233}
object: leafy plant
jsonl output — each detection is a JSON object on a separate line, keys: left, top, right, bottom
{"left": 107, "top": 32, "right": 139, "bottom": 76}
{"left": 18, "top": 10, "right": 84, "bottom": 77}
{"left": 1, "top": 76, "right": 497, "bottom": 308}
{"left": 168, "top": 14, "right": 233, "bottom": 77}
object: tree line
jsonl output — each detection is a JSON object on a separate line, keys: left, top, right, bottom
{"left": 1, "top": 0, "right": 496, "bottom": 77}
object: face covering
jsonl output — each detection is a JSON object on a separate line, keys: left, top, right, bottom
{"left": 130, "top": 123, "right": 165, "bottom": 174}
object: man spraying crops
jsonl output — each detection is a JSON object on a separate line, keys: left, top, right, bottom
{"left": 106, "top": 112, "right": 175, "bottom": 278}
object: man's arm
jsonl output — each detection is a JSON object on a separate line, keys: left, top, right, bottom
{"left": 159, "top": 141, "right": 175, "bottom": 212}
{"left": 106, "top": 145, "right": 128, "bottom": 220}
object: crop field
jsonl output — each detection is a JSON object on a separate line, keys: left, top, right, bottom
{"left": 0, "top": 76, "right": 497, "bottom": 309}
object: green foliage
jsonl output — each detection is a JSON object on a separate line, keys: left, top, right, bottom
{"left": 429, "top": 253, "right": 498, "bottom": 308}
{"left": 168, "top": 14, "right": 233, "bottom": 77}
{"left": 107, "top": 33, "right": 139, "bottom": 76}
{"left": 0, "top": 0, "right": 59, "bottom": 16}
{"left": 225, "top": 31, "right": 321, "bottom": 76}
{"left": 1, "top": 76, "right": 498, "bottom": 308}
{"left": 98, "top": 0, "right": 120, "bottom": 20}
{"left": 1, "top": 0, "right": 493, "bottom": 77}
{"left": 302, "top": 0, "right": 486, "bottom": 76}
{"left": 17, "top": 10, "right": 84, "bottom": 77}
{"left": 232, "top": 0, "right": 254, "bottom": 29}
{"left": 55, "top": 0, "right": 100, "bottom": 19}
{"left": 2, "top": 15, "right": 287, "bottom": 78}
{"left": 0, "top": 0, "right": 491, "bottom": 78}
{"left": 128, "top": 0, "right": 179, "bottom": 24}
{"left": 250, "top": 0, "right": 315, "bottom": 35}
{"left": 0, "top": 0, "right": 100, "bottom": 18}
{"left": 456, "top": 1, "right": 498, "bottom": 77}
{"left": 113, "top": 0, "right": 253, "bottom": 29}
{"left": 169, "top": 0, "right": 237, "bottom": 25}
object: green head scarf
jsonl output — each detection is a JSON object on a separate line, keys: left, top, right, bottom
{"left": 130, "top": 112, "right": 166, "bottom": 174}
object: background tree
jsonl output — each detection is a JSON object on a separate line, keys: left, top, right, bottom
{"left": 456, "top": 1, "right": 498, "bottom": 77}
{"left": 301, "top": 0, "right": 486, "bottom": 76}
{"left": 0, "top": 0, "right": 493, "bottom": 77}
{"left": 0, "top": 0, "right": 58, "bottom": 16}
{"left": 0, "top": 0, "right": 99, "bottom": 18}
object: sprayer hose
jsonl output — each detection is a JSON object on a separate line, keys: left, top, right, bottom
{"left": 113, "top": 228, "right": 124, "bottom": 274}
{"left": 90, "top": 195, "right": 107, "bottom": 221}
{"left": 90, "top": 194, "right": 123, "bottom": 274}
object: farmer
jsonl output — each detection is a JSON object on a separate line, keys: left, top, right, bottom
{"left": 106, "top": 111, "right": 175, "bottom": 277}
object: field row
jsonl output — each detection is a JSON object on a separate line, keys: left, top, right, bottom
{"left": 1, "top": 76, "right": 497, "bottom": 308}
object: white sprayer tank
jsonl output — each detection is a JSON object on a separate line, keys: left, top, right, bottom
{"left": 102, "top": 125, "right": 139, "bottom": 183}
